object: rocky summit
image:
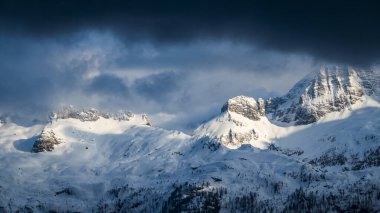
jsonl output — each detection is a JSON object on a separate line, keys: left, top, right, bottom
{"left": 196, "top": 65, "right": 380, "bottom": 148}
{"left": 266, "top": 65, "right": 368, "bottom": 124}
{"left": 51, "top": 106, "right": 151, "bottom": 125}
{"left": 221, "top": 96, "right": 265, "bottom": 121}
{"left": 32, "top": 129, "right": 62, "bottom": 152}
{"left": 222, "top": 65, "right": 377, "bottom": 125}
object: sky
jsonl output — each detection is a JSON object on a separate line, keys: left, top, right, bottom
{"left": 0, "top": 0, "right": 379, "bottom": 131}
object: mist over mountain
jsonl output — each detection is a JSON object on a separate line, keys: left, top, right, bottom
{"left": 1, "top": 1, "right": 380, "bottom": 131}
{"left": 1, "top": 1, "right": 380, "bottom": 212}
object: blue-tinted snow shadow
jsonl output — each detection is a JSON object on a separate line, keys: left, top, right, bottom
{"left": 13, "top": 136, "right": 38, "bottom": 152}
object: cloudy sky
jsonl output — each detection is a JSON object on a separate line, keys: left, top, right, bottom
{"left": 0, "top": 0, "right": 379, "bottom": 131}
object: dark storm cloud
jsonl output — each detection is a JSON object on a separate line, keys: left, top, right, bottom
{"left": 1, "top": 0, "right": 380, "bottom": 65}
{"left": 0, "top": 36, "right": 78, "bottom": 117}
{"left": 86, "top": 74, "right": 129, "bottom": 97}
{"left": 132, "top": 71, "right": 180, "bottom": 102}
{"left": 0, "top": 34, "right": 123, "bottom": 120}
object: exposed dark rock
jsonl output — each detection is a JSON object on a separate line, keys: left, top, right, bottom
{"left": 221, "top": 96, "right": 265, "bottom": 121}
{"left": 268, "top": 66, "right": 366, "bottom": 125}
{"left": 51, "top": 106, "right": 106, "bottom": 122}
{"left": 141, "top": 114, "right": 151, "bottom": 126}
{"left": 162, "top": 183, "right": 225, "bottom": 213}
{"left": 309, "top": 148, "right": 347, "bottom": 167}
{"left": 268, "top": 144, "right": 304, "bottom": 156}
{"left": 211, "top": 177, "right": 222, "bottom": 182}
{"left": 219, "top": 128, "right": 258, "bottom": 147}
{"left": 197, "top": 137, "right": 221, "bottom": 151}
{"left": 352, "top": 146, "right": 380, "bottom": 170}
{"left": 50, "top": 106, "right": 142, "bottom": 123}
{"left": 225, "top": 66, "right": 372, "bottom": 126}
{"left": 32, "top": 129, "right": 61, "bottom": 152}
{"left": 55, "top": 187, "right": 74, "bottom": 196}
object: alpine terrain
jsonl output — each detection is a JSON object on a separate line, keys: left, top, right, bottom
{"left": 1, "top": 65, "right": 380, "bottom": 212}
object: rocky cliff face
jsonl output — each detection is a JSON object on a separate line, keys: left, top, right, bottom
{"left": 196, "top": 65, "right": 379, "bottom": 148}
{"left": 221, "top": 96, "right": 265, "bottom": 121}
{"left": 199, "top": 96, "right": 266, "bottom": 148}
{"left": 32, "top": 129, "right": 61, "bottom": 152}
{"left": 266, "top": 65, "right": 366, "bottom": 124}
{"left": 219, "top": 128, "right": 259, "bottom": 147}
{"left": 357, "top": 68, "right": 380, "bottom": 97}
{"left": 50, "top": 106, "right": 151, "bottom": 126}
{"left": 221, "top": 65, "right": 375, "bottom": 125}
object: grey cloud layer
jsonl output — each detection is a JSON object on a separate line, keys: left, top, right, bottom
{"left": 0, "top": 32, "right": 318, "bottom": 130}
{"left": 4, "top": 0, "right": 377, "bottom": 130}
{"left": 0, "top": 0, "right": 379, "bottom": 65}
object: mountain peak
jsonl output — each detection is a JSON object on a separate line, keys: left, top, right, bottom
{"left": 266, "top": 65, "right": 368, "bottom": 124}
{"left": 221, "top": 96, "right": 265, "bottom": 121}
{"left": 220, "top": 65, "right": 369, "bottom": 126}
{"left": 50, "top": 106, "right": 151, "bottom": 126}
{"left": 195, "top": 65, "right": 380, "bottom": 149}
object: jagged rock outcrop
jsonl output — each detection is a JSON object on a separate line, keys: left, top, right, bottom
{"left": 196, "top": 65, "right": 378, "bottom": 149}
{"left": 51, "top": 106, "right": 134, "bottom": 122}
{"left": 207, "top": 97, "right": 266, "bottom": 147}
{"left": 357, "top": 68, "right": 380, "bottom": 96}
{"left": 267, "top": 65, "right": 366, "bottom": 124}
{"left": 221, "top": 96, "right": 265, "bottom": 120}
{"left": 141, "top": 114, "right": 151, "bottom": 126}
{"left": 223, "top": 65, "right": 367, "bottom": 125}
{"left": 50, "top": 106, "right": 151, "bottom": 126}
{"left": 32, "top": 129, "right": 61, "bottom": 152}
{"left": 51, "top": 106, "right": 106, "bottom": 121}
{"left": 219, "top": 129, "right": 258, "bottom": 147}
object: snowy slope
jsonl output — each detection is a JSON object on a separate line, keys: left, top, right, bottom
{"left": 266, "top": 65, "right": 373, "bottom": 124}
{"left": 195, "top": 65, "right": 380, "bottom": 149}
{"left": 0, "top": 65, "right": 380, "bottom": 212}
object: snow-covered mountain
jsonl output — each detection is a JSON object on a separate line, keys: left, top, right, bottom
{"left": 195, "top": 65, "right": 380, "bottom": 148}
{"left": 0, "top": 65, "right": 380, "bottom": 212}
{"left": 266, "top": 65, "right": 377, "bottom": 124}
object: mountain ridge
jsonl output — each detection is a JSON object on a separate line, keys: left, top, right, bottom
{"left": 0, "top": 65, "right": 380, "bottom": 212}
{"left": 195, "top": 65, "right": 380, "bottom": 148}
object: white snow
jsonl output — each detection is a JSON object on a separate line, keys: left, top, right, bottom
{"left": 0, "top": 66, "right": 379, "bottom": 211}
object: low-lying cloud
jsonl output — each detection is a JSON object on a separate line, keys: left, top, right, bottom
{"left": 0, "top": 31, "right": 319, "bottom": 131}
